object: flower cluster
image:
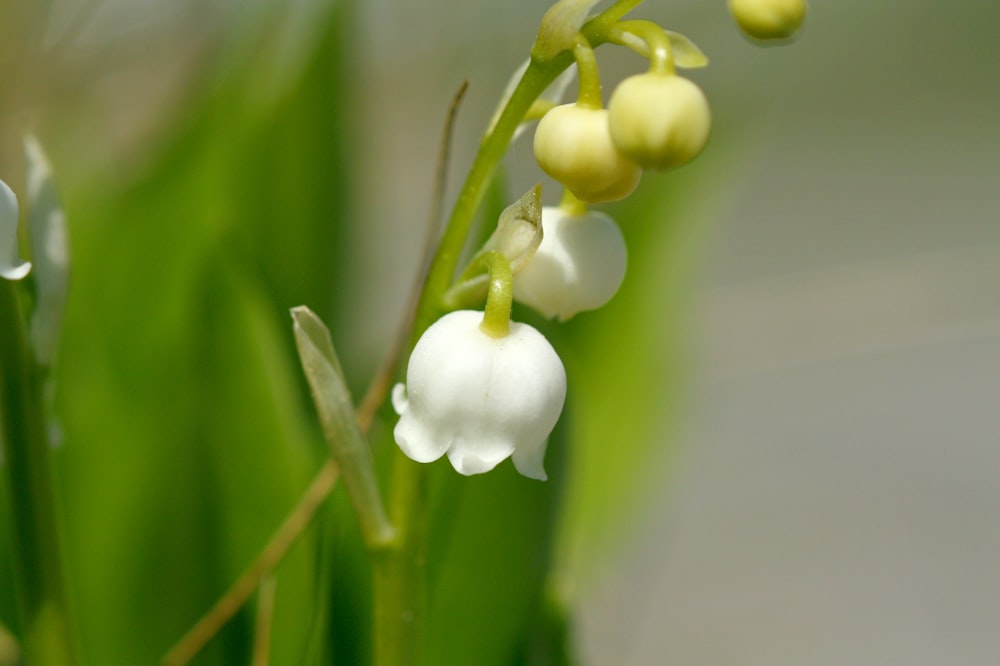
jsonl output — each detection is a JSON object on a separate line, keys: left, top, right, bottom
{"left": 392, "top": 0, "right": 802, "bottom": 481}
{"left": 534, "top": 69, "right": 710, "bottom": 205}
{"left": 533, "top": 35, "right": 711, "bottom": 206}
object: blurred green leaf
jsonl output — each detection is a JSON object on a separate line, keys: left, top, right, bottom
{"left": 49, "top": 0, "right": 359, "bottom": 662}
{"left": 421, "top": 435, "right": 567, "bottom": 666}
{"left": 554, "top": 162, "right": 722, "bottom": 596}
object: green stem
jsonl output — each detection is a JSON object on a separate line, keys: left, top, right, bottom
{"left": 478, "top": 252, "right": 513, "bottom": 338}
{"left": 411, "top": 59, "right": 562, "bottom": 343}
{"left": 373, "top": 3, "right": 644, "bottom": 663}
{"left": 372, "top": 461, "right": 426, "bottom": 666}
{"left": 611, "top": 19, "right": 675, "bottom": 74}
{"left": 411, "top": 0, "right": 637, "bottom": 341}
{"left": 0, "top": 280, "right": 77, "bottom": 666}
{"left": 572, "top": 38, "right": 603, "bottom": 110}
{"left": 376, "top": 61, "right": 567, "bottom": 666}
{"left": 598, "top": 0, "right": 644, "bottom": 28}
{"left": 376, "top": 62, "right": 560, "bottom": 666}
{"left": 559, "top": 188, "right": 588, "bottom": 216}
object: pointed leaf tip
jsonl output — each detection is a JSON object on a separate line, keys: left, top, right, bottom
{"left": 666, "top": 31, "right": 709, "bottom": 69}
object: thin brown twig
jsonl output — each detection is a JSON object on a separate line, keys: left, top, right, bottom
{"left": 159, "top": 459, "right": 339, "bottom": 666}
{"left": 252, "top": 575, "right": 277, "bottom": 666}
{"left": 356, "top": 80, "right": 470, "bottom": 431}
{"left": 0, "top": 622, "right": 20, "bottom": 666}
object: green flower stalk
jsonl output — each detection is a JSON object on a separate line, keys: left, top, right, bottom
{"left": 0, "top": 176, "right": 77, "bottom": 666}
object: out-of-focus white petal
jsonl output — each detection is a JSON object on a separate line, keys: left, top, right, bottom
{"left": 514, "top": 206, "right": 627, "bottom": 321}
{"left": 512, "top": 439, "right": 549, "bottom": 481}
{"left": 393, "top": 310, "right": 566, "bottom": 479}
{"left": 391, "top": 383, "right": 409, "bottom": 414}
{"left": 0, "top": 179, "right": 31, "bottom": 281}
{"left": 25, "top": 136, "right": 70, "bottom": 364}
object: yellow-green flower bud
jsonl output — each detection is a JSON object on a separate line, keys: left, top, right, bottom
{"left": 607, "top": 73, "right": 711, "bottom": 172}
{"left": 728, "top": 0, "right": 806, "bottom": 41}
{"left": 533, "top": 104, "right": 641, "bottom": 204}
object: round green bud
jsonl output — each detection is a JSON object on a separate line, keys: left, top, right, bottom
{"left": 533, "top": 104, "right": 641, "bottom": 204}
{"left": 728, "top": 0, "right": 806, "bottom": 41}
{"left": 607, "top": 73, "right": 711, "bottom": 172}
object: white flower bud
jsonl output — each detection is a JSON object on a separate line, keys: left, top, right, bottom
{"left": 533, "top": 104, "right": 641, "bottom": 204}
{"left": 514, "top": 206, "right": 626, "bottom": 321}
{"left": 607, "top": 73, "right": 711, "bottom": 172}
{"left": 728, "top": 0, "right": 806, "bottom": 41}
{"left": 393, "top": 310, "right": 567, "bottom": 480}
{"left": 0, "top": 178, "right": 31, "bottom": 281}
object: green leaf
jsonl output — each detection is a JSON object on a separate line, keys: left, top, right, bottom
{"left": 292, "top": 306, "right": 393, "bottom": 547}
{"left": 51, "top": 0, "right": 360, "bottom": 662}
{"left": 553, "top": 160, "right": 722, "bottom": 596}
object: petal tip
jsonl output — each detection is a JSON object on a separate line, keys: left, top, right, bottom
{"left": 391, "top": 383, "right": 409, "bottom": 415}
{"left": 1, "top": 261, "right": 32, "bottom": 281}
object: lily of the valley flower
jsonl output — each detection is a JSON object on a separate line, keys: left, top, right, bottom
{"left": 514, "top": 205, "right": 626, "bottom": 321}
{"left": 0, "top": 178, "right": 31, "bottom": 281}
{"left": 393, "top": 310, "right": 566, "bottom": 480}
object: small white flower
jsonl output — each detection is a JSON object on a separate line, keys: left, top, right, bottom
{"left": 393, "top": 310, "right": 567, "bottom": 480}
{"left": 514, "top": 206, "right": 626, "bottom": 321}
{"left": 0, "top": 178, "right": 31, "bottom": 281}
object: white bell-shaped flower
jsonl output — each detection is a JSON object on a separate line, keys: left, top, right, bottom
{"left": 1, "top": 178, "right": 32, "bottom": 281}
{"left": 514, "top": 206, "right": 626, "bottom": 321}
{"left": 393, "top": 310, "right": 567, "bottom": 480}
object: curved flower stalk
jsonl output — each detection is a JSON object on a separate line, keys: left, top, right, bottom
{"left": 514, "top": 205, "right": 627, "bottom": 321}
{"left": 0, "top": 178, "right": 31, "bottom": 281}
{"left": 393, "top": 309, "right": 566, "bottom": 480}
